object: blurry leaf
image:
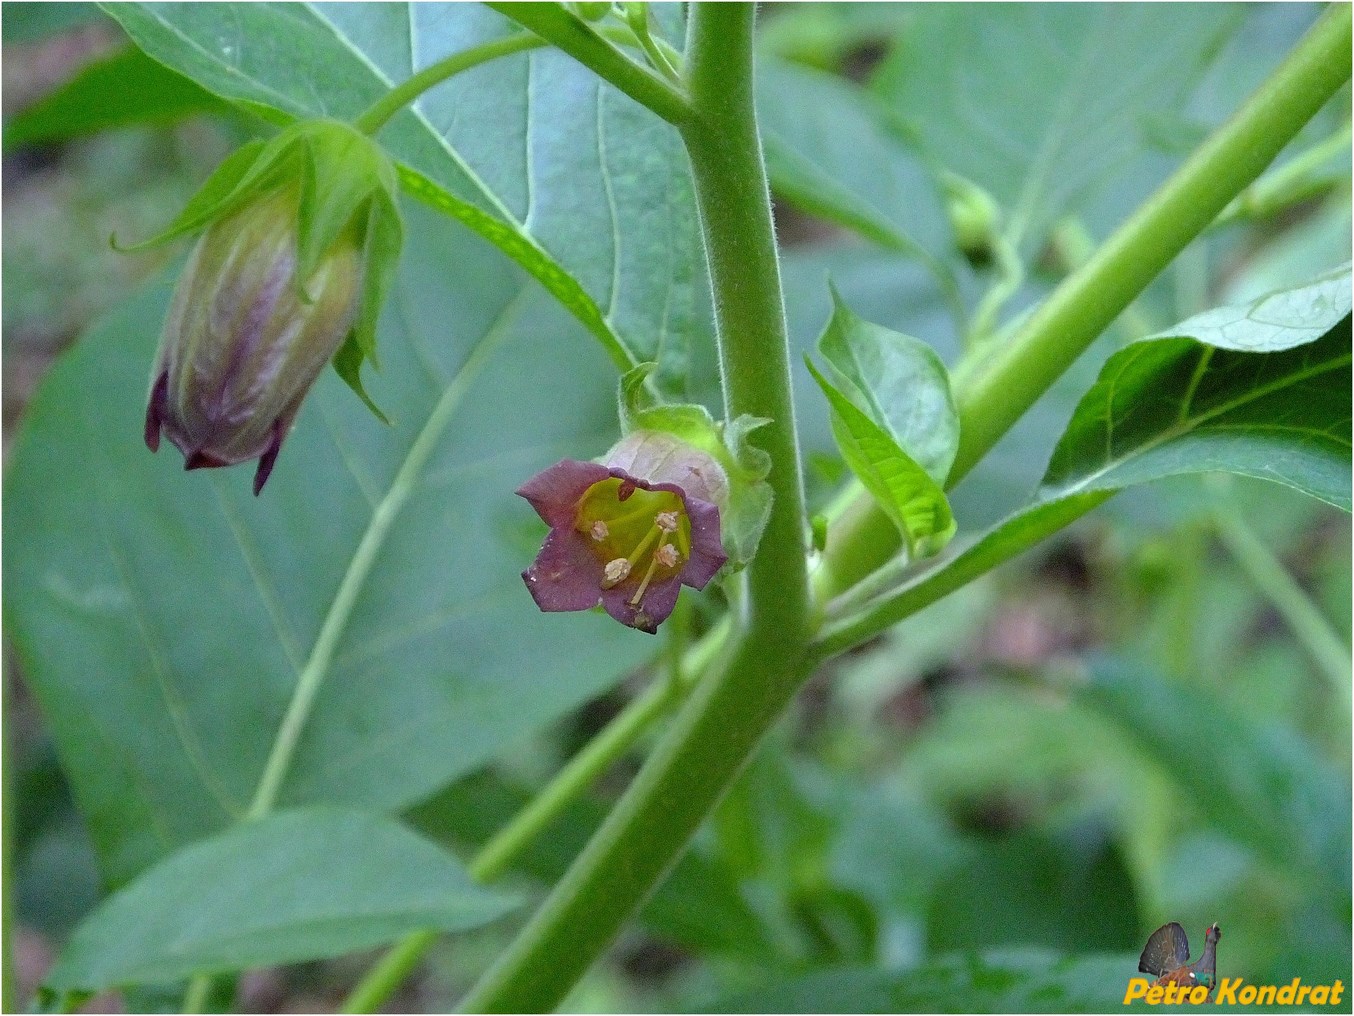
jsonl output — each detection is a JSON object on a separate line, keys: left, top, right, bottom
{"left": 1043, "top": 270, "right": 1353, "bottom": 510}
{"left": 925, "top": 830, "right": 1141, "bottom": 954}
{"left": 818, "top": 287, "right": 959, "bottom": 484}
{"left": 872, "top": 6, "right": 1239, "bottom": 254}
{"left": 45, "top": 808, "right": 516, "bottom": 991}
{"left": 757, "top": 59, "right": 957, "bottom": 291}
{"left": 3, "top": 45, "right": 230, "bottom": 149}
{"left": 1081, "top": 657, "right": 1351, "bottom": 897}
{"left": 756, "top": 4, "right": 908, "bottom": 72}
{"left": 103, "top": 2, "right": 698, "bottom": 383}
{"left": 3, "top": 200, "right": 652, "bottom": 887}
{"left": 408, "top": 771, "right": 781, "bottom": 961}
{"left": 698, "top": 951, "right": 1140, "bottom": 1014}
{"left": 1, "top": 2, "right": 102, "bottom": 44}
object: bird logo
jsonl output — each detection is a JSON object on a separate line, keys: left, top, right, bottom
{"left": 1138, "top": 922, "right": 1222, "bottom": 998}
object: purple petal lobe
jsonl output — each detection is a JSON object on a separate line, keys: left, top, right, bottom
{"left": 523, "top": 529, "right": 605, "bottom": 612}
{"left": 600, "top": 575, "right": 680, "bottom": 634}
{"left": 680, "top": 498, "right": 727, "bottom": 589}
{"left": 517, "top": 460, "right": 610, "bottom": 528}
{"left": 145, "top": 371, "right": 168, "bottom": 453}
{"left": 253, "top": 418, "right": 286, "bottom": 496}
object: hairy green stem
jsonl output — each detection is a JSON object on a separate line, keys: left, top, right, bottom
{"left": 484, "top": 2, "right": 689, "bottom": 125}
{"left": 459, "top": 6, "right": 811, "bottom": 1010}
{"left": 1214, "top": 507, "right": 1352, "bottom": 709}
{"left": 354, "top": 33, "right": 546, "bottom": 135}
{"left": 818, "top": 4, "right": 1353, "bottom": 602}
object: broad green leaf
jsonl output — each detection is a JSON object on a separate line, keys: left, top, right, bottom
{"left": 102, "top": 2, "right": 698, "bottom": 384}
{"left": 872, "top": 6, "right": 1239, "bottom": 254}
{"left": 45, "top": 808, "right": 516, "bottom": 991}
{"left": 3, "top": 46, "right": 230, "bottom": 150}
{"left": 1042, "top": 271, "right": 1352, "bottom": 510}
{"left": 1081, "top": 657, "right": 1350, "bottom": 897}
{"left": 817, "top": 287, "right": 959, "bottom": 485}
{"left": 3, "top": 200, "right": 652, "bottom": 887}
{"left": 699, "top": 951, "right": 1140, "bottom": 1014}
{"left": 757, "top": 58, "right": 958, "bottom": 295}
{"left": 807, "top": 359, "right": 955, "bottom": 560}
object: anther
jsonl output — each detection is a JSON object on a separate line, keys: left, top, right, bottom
{"left": 603, "top": 558, "right": 631, "bottom": 587}
{"left": 656, "top": 543, "right": 679, "bottom": 568}
{"left": 655, "top": 510, "right": 679, "bottom": 533}
{"left": 590, "top": 520, "right": 609, "bottom": 542}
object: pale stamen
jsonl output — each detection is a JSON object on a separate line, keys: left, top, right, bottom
{"left": 655, "top": 510, "right": 680, "bottom": 533}
{"left": 656, "top": 543, "right": 679, "bottom": 568}
{"left": 630, "top": 550, "right": 663, "bottom": 606}
{"left": 590, "top": 520, "right": 609, "bottom": 542}
{"left": 603, "top": 558, "right": 631, "bottom": 587}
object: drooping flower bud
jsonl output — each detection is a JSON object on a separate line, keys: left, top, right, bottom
{"left": 517, "top": 431, "right": 729, "bottom": 633}
{"left": 144, "top": 187, "right": 361, "bottom": 494}
{"left": 132, "top": 119, "right": 403, "bottom": 493}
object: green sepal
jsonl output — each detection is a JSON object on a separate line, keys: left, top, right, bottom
{"left": 294, "top": 120, "right": 400, "bottom": 289}
{"left": 806, "top": 357, "right": 955, "bottom": 560}
{"left": 618, "top": 363, "right": 773, "bottom": 567}
{"left": 110, "top": 138, "right": 278, "bottom": 251}
{"left": 293, "top": 121, "right": 402, "bottom": 411}
{"left": 333, "top": 332, "right": 390, "bottom": 425}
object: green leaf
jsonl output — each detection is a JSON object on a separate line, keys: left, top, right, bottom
{"left": 102, "top": 2, "right": 698, "bottom": 381}
{"left": 3, "top": 45, "right": 229, "bottom": 150}
{"left": 699, "top": 951, "right": 1140, "bottom": 1013}
{"left": 3, "top": 200, "right": 652, "bottom": 887}
{"left": 807, "top": 293, "right": 958, "bottom": 558}
{"left": 45, "top": 808, "right": 516, "bottom": 991}
{"left": 808, "top": 359, "right": 955, "bottom": 560}
{"left": 871, "top": 5, "right": 1240, "bottom": 254}
{"left": 817, "top": 286, "right": 959, "bottom": 485}
{"left": 1081, "top": 657, "right": 1350, "bottom": 896}
{"left": 1042, "top": 271, "right": 1353, "bottom": 510}
{"left": 757, "top": 58, "right": 957, "bottom": 294}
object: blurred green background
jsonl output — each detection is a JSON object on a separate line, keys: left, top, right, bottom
{"left": 3, "top": 3, "right": 1349, "bottom": 1012}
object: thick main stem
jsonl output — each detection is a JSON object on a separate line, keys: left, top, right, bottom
{"left": 459, "top": 6, "right": 811, "bottom": 1011}
{"left": 456, "top": 6, "right": 1349, "bottom": 1011}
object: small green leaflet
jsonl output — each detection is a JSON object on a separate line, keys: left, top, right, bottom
{"left": 807, "top": 292, "right": 958, "bottom": 558}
